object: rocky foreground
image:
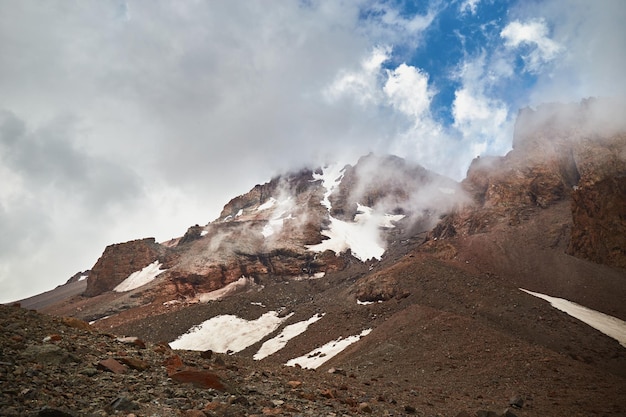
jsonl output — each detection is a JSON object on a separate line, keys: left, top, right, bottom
{"left": 3, "top": 303, "right": 540, "bottom": 417}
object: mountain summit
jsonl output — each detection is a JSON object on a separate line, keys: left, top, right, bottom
{"left": 14, "top": 98, "right": 626, "bottom": 416}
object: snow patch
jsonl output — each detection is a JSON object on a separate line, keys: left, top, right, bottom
{"left": 292, "top": 272, "right": 326, "bottom": 281}
{"left": 257, "top": 197, "right": 277, "bottom": 211}
{"left": 77, "top": 274, "right": 88, "bottom": 282}
{"left": 169, "top": 311, "right": 294, "bottom": 352}
{"left": 520, "top": 289, "right": 626, "bottom": 348}
{"left": 285, "top": 328, "right": 372, "bottom": 369}
{"left": 313, "top": 164, "right": 345, "bottom": 210}
{"left": 200, "top": 230, "right": 208, "bottom": 237}
{"left": 254, "top": 313, "right": 325, "bottom": 360}
{"left": 236, "top": 209, "right": 243, "bottom": 217}
{"left": 357, "top": 299, "right": 381, "bottom": 305}
{"left": 113, "top": 261, "right": 165, "bottom": 292}
{"left": 197, "top": 276, "right": 254, "bottom": 302}
{"left": 308, "top": 167, "right": 403, "bottom": 261}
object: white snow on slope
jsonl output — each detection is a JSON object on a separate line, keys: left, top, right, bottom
{"left": 169, "top": 311, "right": 293, "bottom": 352}
{"left": 257, "top": 197, "right": 277, "bottom": 211}
{"left": 308, "top": 166, "right": 403, "bottom": 262}
{"left": 314, "top": 163, "right": 345, "bottom": 210}
{"left": 254, "top": 313, "right": 325, "bottom": 360}
{"left": 113, "top": 261, "right": 165, "bottom": 292}
{"left": 308, "top": 215, "right": 386, "bottom": 261}
{"left": 285, "top": 328, "right": 372, "bottom": 369}
{"left": 197, "top": 276, "right": 255, "bottom": 302}
{"left": 260, "top": 197, "right": 295, "bottom": 238}
{"left": 308, "top": 203, "right": 404, "bottom": 262}
{"left": 520, "top": 289, "right": 626, "bottom": 348}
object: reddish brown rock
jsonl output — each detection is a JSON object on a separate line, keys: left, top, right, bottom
{"left": 97, "top": 357, "right": 127, "bottom": 374}
{"left": 169, "top": 369, "right": 226, "bottom": 391}
{"left": 85, "top": 238, "right": 166, "bottom": 297}
{"left": 287, "top": 380, "right": 302, "bottom": 389}
{"left": 568, "top": 176, "right": 626, "bottom": 268}
{"left": 117, "top": 356, "right": 150, "bottom": 371}
{"left": 62, "top": 316, "right": 93, "bottom": 331}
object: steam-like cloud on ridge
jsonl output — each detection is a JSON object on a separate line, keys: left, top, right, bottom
{"left": 1, "top": 1, "right": 625, "bottom": 302}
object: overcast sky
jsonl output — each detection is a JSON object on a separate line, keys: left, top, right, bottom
{"left": 1, "top": 0, "right": 625, "bottom": 303}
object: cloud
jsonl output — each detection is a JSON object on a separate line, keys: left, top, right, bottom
{"left": 384, "top": 64, "right": 433, "bottom": 119}
{"left": 450, "top": 54, "right": 512, "bottom": 157}
{"left": 500, "top": 19, "right": 563, "bottom": 72}
{"left": 460, "top": 0, "right": 481, "bottom": 15}
{"left": 324, "top": 45, "right": 391, "bottom": 106}
{"left": 0, "top": 0, "right": 624, "bottom": 303}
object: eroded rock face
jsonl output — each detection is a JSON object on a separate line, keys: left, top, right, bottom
{"left": 568, "top": 176, "right": 626, "bottom": 268}
{"left": 431, "top": 100, "right": 626, "bottom": 271}
{"left": 84, "top": 238, "right": 166, "bottom": 297}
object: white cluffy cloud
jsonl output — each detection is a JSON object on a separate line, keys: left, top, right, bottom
{"left": 501, "top": 19, "right": 563, "bottom": 72}
{"left": 324, "top": 45, "right": 392, "bottom": 106}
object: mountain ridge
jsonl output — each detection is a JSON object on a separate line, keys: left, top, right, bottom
{"left": 10, "top": 98, "right": 626, "bottom": 416}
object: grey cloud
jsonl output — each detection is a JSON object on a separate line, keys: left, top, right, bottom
{"left": 0, "top": 110, "right": 142, "bottom": 210}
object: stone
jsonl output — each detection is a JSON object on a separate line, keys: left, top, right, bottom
{"left": 503, "top": 408, "right": 519, "bottom": 417}
{"left": 508, "top": 395, "right": 524, "bottom": 409}
{"left": 170, "top": 370, "right": 226, "bottom": 391}
{"left": 358, "top": 402, "right": 372, "bottom": 413}
{"left": 117, "top": 356, "right": 150, "bottom": 371}
{"left": 22, "top": 344, "right": 70, "bottom": 365}
{"left": 287, "top": 380, "right": 302, "bottom": 388}
{"left": 43, "top": 334, "right": 62, "bottom": 343}
{"left": 404, "top": 405, "right": 416, "bottom": 414}
{"left": 61, "top": 317, "right": 93, "bottom": 332}
{"left": 476, "top": 411, "right": 500, "bottom": 417}
{"left": 183, "top": 411, "right": 207, "bottom": 417}
{"left": 116, "top": 336, "right": 146, "bottom": 349}
{"left": 79, "top": 367, "right": 98, "bottom": 377}
{"left": 108, "top": 396, "right": 139, "bottom": 411}
{"left": 36, "top": 408, "right": 76, "bottom": 417}
{"left": 97, "top": 358, "right": 128, "bottom": 374}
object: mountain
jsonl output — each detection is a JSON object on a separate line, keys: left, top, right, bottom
{"left": 9, "top": 98, "right": 626, "bottom": 416}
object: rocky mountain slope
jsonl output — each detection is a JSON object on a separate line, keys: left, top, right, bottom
{"left": 9, "top": 98, "right": 626, "bottom": 416}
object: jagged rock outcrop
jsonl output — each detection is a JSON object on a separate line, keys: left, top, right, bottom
{"left": 84, "top": 238, "right": 167, "bottom": 297}
{"left": 330, "top": 153, "right": 465, "bottom": 223}
{"left": 430, "top": 99, "right": 626, "bottom": 270}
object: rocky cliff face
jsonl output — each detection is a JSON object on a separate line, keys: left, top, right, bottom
{"left": 84, "top": 238, "right": 168, "bottom": 297}
{"left": 78, "top": 155, "right": 460, "bottom": 307}
{"left": 431, "top": 99, "right": 626, "bottom": 270}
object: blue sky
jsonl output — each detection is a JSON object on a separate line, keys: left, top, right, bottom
{"left": 0, "top": 0, "right": 625, "bottom": 302}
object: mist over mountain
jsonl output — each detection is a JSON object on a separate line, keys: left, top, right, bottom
{"left": 9, "top": 98, "right": 626, "bottom": 416}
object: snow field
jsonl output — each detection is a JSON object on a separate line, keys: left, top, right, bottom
{"left": 196, "top": 276, "right": 255, "bottom": 302}
{"left": 253, "top": 313, "right": 325, "bottom": 360}
{"left": 169, "top": 311, "right": 293, "bottom": 352}
{"left": 285, "top": 329, "right": 372, "bottom": 369}
{"left": 113, "top": 261, "right": 166, "bottom": 292}
{"left": 520, "top": 289, "right": 626, "bottom": 348}
{"left": 307, "top": 166, "right": 404, "bottom": 262}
